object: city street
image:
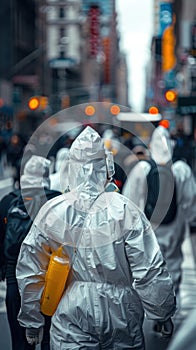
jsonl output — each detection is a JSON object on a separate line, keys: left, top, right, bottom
{"left": 0, "top": 0, "right": 196, "bottom": 348}
{"left": 144, "top": 229, "right": 196, "bottom": 349}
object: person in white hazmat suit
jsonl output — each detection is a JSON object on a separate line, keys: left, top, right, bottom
{"left": 49, "top": 147, "right": 70, "bottom": 193}
{"left": 122, "top": 125, "right": 196, "bottom": 296}
{"left": 16, "top": 126, "right": 176, "bottom": 349}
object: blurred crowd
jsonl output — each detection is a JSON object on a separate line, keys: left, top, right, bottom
{"left": 0, "top": 120, "right": 196, "bottom": 192}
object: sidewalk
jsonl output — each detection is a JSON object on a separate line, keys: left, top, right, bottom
{"left": 0, "top": 226, "right": 196, "bottom": 350}
{"left": 0, "top": 281, "right": 11, "bottom": 350}
{"left": 143, "top": 225, "right": 196, "bottom": 350}
{"left": 173, "top": 225, "right": 196, "bottom": 330}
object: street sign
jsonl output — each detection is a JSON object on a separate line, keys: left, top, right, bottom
{"left": 49, "top": 58, "right": 76, "bottom": 69}
{"left": 177, "top": 96, "right": 196, "bottom": 115}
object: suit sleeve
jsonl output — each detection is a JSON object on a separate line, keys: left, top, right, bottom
{"left": 16, "top": 223, "right": 51, "bottom": 329}
{"left": 125, "top": 212, "right": 176, "bottom": 321}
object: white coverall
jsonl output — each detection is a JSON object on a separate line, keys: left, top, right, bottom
{"left": 122, "top": 125, "right": 196, "bottom": 294}
{"left": 50, "top": 147, "right": 70, "bottom": 193}
{"left": 17, "top": 126, "right": 176, "bottom": 349}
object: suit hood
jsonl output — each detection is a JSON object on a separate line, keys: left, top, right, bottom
{"left": 68, "top": 126, "right": 107, "bottom": 206}
{"left": 150, "top": 126, "right": 173, "bottom": 164}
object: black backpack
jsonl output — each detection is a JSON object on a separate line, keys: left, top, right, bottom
{"left": 144, "top": 159, "right": 177, "bottom": 224}
{"left": 3, "top": 188, "right": 61, "bottom": 261}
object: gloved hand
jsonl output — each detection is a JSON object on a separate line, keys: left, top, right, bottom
{"left": 26, "top": 327, "right": 43, "bottom": 345}
{"left": 153, "top": 317, "right": 174, "bottom": 338}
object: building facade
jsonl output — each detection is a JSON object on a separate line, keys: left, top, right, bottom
{"left": 145, "top": 0, "right": 196, "bottom": 170}
{"left": 0, "top": 0, "right": 38, "bottom": 134}
{"left": 0, "top": 0, "right": 128, "bottom": 137}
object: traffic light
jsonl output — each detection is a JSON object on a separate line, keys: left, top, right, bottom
{"left": 28, "top": 97, "right": 40, "bottom": 110}
{"left": 28, "top": 96, "right": 48, "bottom": 111}
{"left": 148, "top": 106, "right": 159, "bottom": 115}
{"left": 164, "top": 90, "right": 177, "bottom": 103}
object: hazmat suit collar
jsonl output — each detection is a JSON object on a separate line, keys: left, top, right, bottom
{"left": 68, "top": 126, "right": 107, "bottom": 208}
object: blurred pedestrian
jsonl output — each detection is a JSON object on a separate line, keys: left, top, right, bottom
{"left": 49, "top": 147, "right": 70, "bottom": 193}
{"left": 16, "top": 126, "right": 176, "bottom": 349}
{"left": 7, "top": 133, "right": 26, "bottom": 188}
{"left": 0, "top": 155, "right": 61, "bottom": 350}
{"left": 0, "top": 134, "right": 6, "bottom": 177}
{"left": 122, "top": 125, "right": 196, "bottom": 298}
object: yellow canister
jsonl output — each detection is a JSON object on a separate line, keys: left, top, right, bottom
{"left": 41, "top": 247, "right": 70, "bottom": 316}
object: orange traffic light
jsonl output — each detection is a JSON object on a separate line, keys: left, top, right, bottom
{"left": 84, "top": 105, "right": 96, "bottom": 116}
{"left": 148, "top": 106, "right": 159, "bottom": 115}
{"left": 28, "top": 97, "right": 40, "bottom": 110}
{"left": 110, "top": 104, "right": 120, "bottom": 115}
{"left": 165, "top": 90, "right": 177, "bottom": 102}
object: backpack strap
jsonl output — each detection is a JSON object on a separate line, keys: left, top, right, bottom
{"left": 143, "top": 158, "right": 160, "bottom": 221}
{"left": 44, "top": 188, "right": 62, "bottom": 200}
{"left": 144, "top": 158, "right": 157, "bottom": 170}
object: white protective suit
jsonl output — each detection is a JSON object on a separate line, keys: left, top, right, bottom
{"left": 50, "top": 147, "right": 70, "bottom": 192}
{"left": 16, "top": 126, "right": 176, "bottom": 349}
{"left": 21, "top": 155, "right": 51, "bottom": 190}
{"left": 122, "top": 125, "right": 196, "bottom": 294}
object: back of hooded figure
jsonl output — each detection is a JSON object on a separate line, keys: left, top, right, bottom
{"left": 50, "top": 147, "right": 70, "bottom": 193}
{"left": 123, "top": 125, "right": 176, "bottom": 224}
{"left": 16, "top": 126, "right": 176, "bottom": 350}
{"left": 3, "top": 156, "right": 61, "bottom": 263}
{"left": 122, "top": 125, "right": 196, "bottom": 295}
{"left": 143, "top": 127, "right": 177, "bottom": 225}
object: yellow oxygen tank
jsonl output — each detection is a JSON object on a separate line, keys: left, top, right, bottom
{"left": 40, "top": 246, "right": 70, "bottom": 316}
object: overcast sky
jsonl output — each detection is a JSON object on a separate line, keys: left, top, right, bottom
{"left": 116, "top": 0, "right": 154, "bottom": 112}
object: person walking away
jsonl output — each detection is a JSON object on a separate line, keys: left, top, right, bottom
{"left": 0, "top": 155, "right": 61, "bottom": 350}
{"left": 16, "top": 126, "right": 176, "bottom": 349}
{"left": 6, "top": 133, "right": 26, "bottom": 188}
{"left": 49, "top": 147, "right": 70, "bottom": 193}
{"left": 122, "top": 125, "right": 196, "bottom": 298}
